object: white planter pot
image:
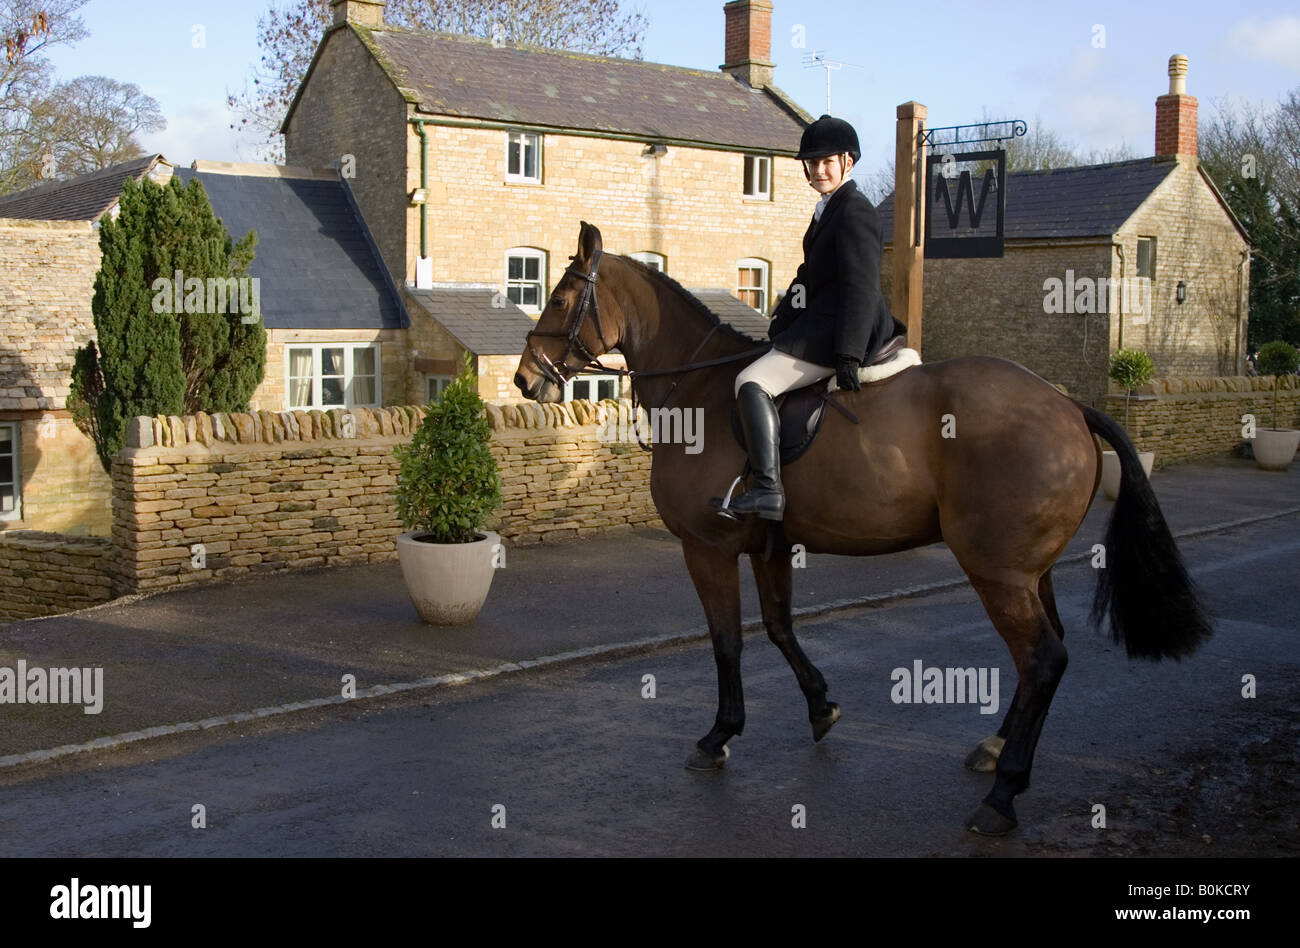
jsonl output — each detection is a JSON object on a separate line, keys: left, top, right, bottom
{"left": 1252, "top": 429, "right": 1300, "bottom": 472}
{"left": 1100, "top": 450, "right": 1155, "bottom": 500}
{"left": 396, "top": 530, "right": 500, "bottom": 625}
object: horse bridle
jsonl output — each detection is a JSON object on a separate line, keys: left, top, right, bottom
{"left": 524, "top": 249, "right": 615, "bottom": 388}
{"left": 524, "top": 248, "right": 773, "bottom": 449}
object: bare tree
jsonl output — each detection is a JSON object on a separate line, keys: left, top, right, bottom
{"left": 228, "top": 0, "right": 649, "bottom": 163}
{"left": 0, "top": 0, "right": 91, "bottom": 194}
{"left": 34, "top": 75, "right": 165, "bottom": 176}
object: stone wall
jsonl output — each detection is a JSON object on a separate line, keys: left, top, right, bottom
{"left": 0, "top": 531, "right": 113, "bottom": 620}
{"left": 107, "top": 399, "right": 661, "bottom": 596}
{"left": 1105, "top": 374, "right": 1300, "bottom": 464}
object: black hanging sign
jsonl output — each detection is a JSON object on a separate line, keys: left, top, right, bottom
{"left": 924, "top": 148, "right": 1006, "bottom": 259}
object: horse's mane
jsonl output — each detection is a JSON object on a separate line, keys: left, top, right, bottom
{"left": 615, "top": 254, "right": 767, "bottom": 349}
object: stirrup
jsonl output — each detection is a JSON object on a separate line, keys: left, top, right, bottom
{"left": 712, "top": 475, "right": 746, "bottom": 521}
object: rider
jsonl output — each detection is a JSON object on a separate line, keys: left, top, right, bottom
{"left": 722, "top": 114, "right": 907, "bottom": 521}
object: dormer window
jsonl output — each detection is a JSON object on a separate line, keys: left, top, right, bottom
{"left": 506, "top": 131, "right": 542, "bottom": 184}
{"left": 743, "top": 155, "right": 771, "bottom": 199}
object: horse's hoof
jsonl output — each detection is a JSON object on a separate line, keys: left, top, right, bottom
{"left": 685, "top": 744, "right": 729, "bottom": 771}
{"left": 811, "top": 702, "right": 841, "bottom": 743}
{"left": 966, "top": 801, "right": 1018, "bottom": 836}
{"left": 964, "top": 736, "right": 1005, "bottom": 773}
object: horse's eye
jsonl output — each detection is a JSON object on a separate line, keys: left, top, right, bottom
{"left": 550, "top": 297, "right": 564, "bottom": 307}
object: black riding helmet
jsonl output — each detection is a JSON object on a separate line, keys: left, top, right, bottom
{"left": 797, "top": 114, "right": 861, "bottom": 163}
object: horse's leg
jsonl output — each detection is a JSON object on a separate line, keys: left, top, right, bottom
{"left": 965, "top": 568, "right": 1065, "bottom": 772}
{"left": 964, "top": 576, "right": 1069, "bottom": 835}
{"left": 750, "top": 550, "right": 840, "bottom": 742}
{"left": 681, "top": 533, "right": 745, "bottom": 770}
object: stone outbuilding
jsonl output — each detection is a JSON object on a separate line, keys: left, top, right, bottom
{"left": 877, "top": 55, "right": 1251, "bottom": 407}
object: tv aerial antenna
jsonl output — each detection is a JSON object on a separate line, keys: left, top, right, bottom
{"left": 802, "top": 50, "right": 863, "bottom": 113}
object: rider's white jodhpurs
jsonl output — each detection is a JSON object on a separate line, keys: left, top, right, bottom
{"left": 735, "top": 348, "right": 835, "bottom": 398}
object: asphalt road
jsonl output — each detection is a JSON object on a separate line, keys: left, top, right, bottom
{"left": 1, "top": 514, "right": 1296, "bottom": 857}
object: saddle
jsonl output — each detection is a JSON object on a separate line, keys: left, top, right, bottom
{"left": 728, "top": 336, "right": 920, "bottom": 465}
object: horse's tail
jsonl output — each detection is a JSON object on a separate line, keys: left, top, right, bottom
{"left": 1077, "top": 401, "right": 1213, "bottom": 660}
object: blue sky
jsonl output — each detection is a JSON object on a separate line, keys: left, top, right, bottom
{"left": 39, "top": 0, "right": 1300, "bottom": 177}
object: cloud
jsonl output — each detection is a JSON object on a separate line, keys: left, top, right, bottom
{"left": 136, "top": 103, "right": 266, "bottom": 166}
{"left": 1224, "top": 15, "right": 1300, "bottom": 71}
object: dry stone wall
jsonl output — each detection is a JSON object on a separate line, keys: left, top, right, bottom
{"left": 0, "top": 531, "right": 113, "bottom": 620}
{"left": 107, "top": 399, "right": 662, "bottom": 597}
{"left": 1108, "top": 374, "right": 1300, "bottom": 464}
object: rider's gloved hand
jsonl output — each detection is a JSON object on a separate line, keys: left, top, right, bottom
{"left": 835, "top": 355, "right": 861, "bottom": 391}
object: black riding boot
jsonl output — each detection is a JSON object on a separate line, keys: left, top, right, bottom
{"left": 721, "top": 382, "right": 784, "bottom": 521}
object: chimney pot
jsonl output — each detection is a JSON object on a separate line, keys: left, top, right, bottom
{"left": 1167, "top": 54, "right": 1188, "bottom": 94}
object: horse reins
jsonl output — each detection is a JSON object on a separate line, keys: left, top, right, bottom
{"left": 525, "top": 250, "right": 767, "bottom": 450}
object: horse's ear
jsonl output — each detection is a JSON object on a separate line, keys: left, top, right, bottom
{"left": 578, "top": 221, "right": 603, "bottom": 262}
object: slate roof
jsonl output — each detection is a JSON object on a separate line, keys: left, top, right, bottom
{"left": 692, "top": 288, "right": 772, "bottom": 341}
{"left": 294, "top": 25, "right": 808, "bottom": 153}
{"left": 405, "top": 287, "right": 537, "bottom": 355}
{"left": 0, "top": 154, "right": 167, "bottom": 221}
{"left": 174, "top": 168, "right": 405, "bottom": 332}
{"left": 875, "top": 158, "right": 1178, "bottom": 241}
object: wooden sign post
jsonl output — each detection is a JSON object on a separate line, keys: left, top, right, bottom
{"left": 893, "top": 102, "right": 926, "bottom": 356}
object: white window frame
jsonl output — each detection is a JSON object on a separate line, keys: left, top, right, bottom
{"left": 564, "top": 374, "right": 622, "bottom": 403}
{"left": 426, "top": 374, "right": 453, "bottom": 404}
{"left": 736, "top": 258, "right": 770, "bottom": 314}
{"left": 629, "top": 251, "right": 666, "bottom": 272}
{"left": 285, "top": 343, "right": 382, "bottom": 411}
{"left": 0, "top": 421, "right": 20, "bottom": 521}
{"left": 505, "top": 248, "right": 547, "bottom": 314}
{"left": 505, "top": 130, "right": 542, "bottom": 184}
{"left": 743, "top": 154, "right": 771, "bottom": 199}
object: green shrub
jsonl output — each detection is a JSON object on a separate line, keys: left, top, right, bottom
{"left": 1108, "top": 348, "right": 1155, "bottom": 431}
{"left": 1257, "top": 340, "right": 1300, "bottom": 429}
{"left": 394, "top": 355, "right": 502, "bottom": 543}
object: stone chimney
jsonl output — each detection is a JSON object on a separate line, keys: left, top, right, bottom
{"left": 722, "top": 0, "right": 774, "bottom": 88}
{"left": 1155, "top": 54, "right": 1197, "bottom": 160}
{"left": 331, "top": 0, "right": 385, "bottom": 28}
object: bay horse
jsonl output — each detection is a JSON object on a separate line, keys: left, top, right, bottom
{"left": 513, "top": 222, "right": 1212, "bottom": 836}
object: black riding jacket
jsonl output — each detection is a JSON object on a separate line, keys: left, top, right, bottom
{"left": 767, "top": 179, "right": 905, "bottom": 367}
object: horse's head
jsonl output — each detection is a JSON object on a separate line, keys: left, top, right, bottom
{"left": 514, "top": 221, "right": 618, "bottom": 403}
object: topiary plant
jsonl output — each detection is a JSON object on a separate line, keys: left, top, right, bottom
{"left": 1256, "top": 340, "right": 1300, "bottom": 430}
{"left": 394, "top": 354, "right": 502, "bottom": 544}
{"left": 1108, "top": 348, "right": 1155, "bottom": 432}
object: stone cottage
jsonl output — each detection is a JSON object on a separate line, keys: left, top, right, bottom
{"left": 281, "top": 0, "right": 814, "bottom": 400}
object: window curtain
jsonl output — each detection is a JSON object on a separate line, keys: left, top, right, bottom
{"left": 288, "top": 349, "right": 314, "bottom": 407}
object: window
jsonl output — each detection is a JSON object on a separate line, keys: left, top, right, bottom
{"left": 1136, "top": 237, "right": 1157, "bottom": 280}
{"left": 737, "top": 258, "right": 769, "bottom": 313}
{"left": 629, "top": 251, "right": 665, "bottom": 272}
{"left": 744, "top": 155, "right": 771, "bottom": 199}
{"left": 506, "top": 131, "right": 542, "bottom": 183}
{"left": 286, "top": 343, "right": 381, "bottom": 410}
{"left": 0, "top": 422, "right": 19, "bottom": 520}
{"left": 426, "top": 374, "right": 453, "bottom": 403}
{"left": 506, "top": 248, "right": 546, "bottom": 313}
{"left": 565, "top": 375, "right": 621, "bottom": 403}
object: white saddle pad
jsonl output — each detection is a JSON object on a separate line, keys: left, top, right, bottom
{"left": 827, "top": 347, "right": 922, "bottom": 391}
